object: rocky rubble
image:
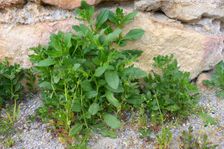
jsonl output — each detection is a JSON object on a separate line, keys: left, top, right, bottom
{"left": 0, "top": 0, "right": 25, "bottom": 9}
{"left": 135, "top": 0, "right": 224, "bottom": 23}
{"left": 1, "top": 89, "right": 223, "bottom": 149}
{"left": 41, "top": 0, "right": 103, "bottom": 10}
{"left": 0, "top": 2, "right": 72, "bottom": 24}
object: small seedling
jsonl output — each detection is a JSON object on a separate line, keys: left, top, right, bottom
{"left": 199, "top": 112, "right": 217, "bottom": 126}
{"left": 180, "top": 126, "right": 217, "bottom": 149}
{"left": 156, "top": 127, "right": 173, "bottom": 149}
{"left": 3, "top": 137, "right": 15, "bottom": 148}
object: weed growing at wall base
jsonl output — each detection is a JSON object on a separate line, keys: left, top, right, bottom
{"left": 144, "top": 55, "right": 199, "bottom": 123}
{"left": 30, "top": 1, "right": 146, "bottom": 146}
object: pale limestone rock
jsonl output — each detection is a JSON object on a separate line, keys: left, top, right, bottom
{"left": 135, "top": 0, "right": 161, "bottom": 11}
{"left": 135, "top": 0, "right": 224, "bottom": 22}
{"left": 0, "top": 2, "right": 72, "bottom": 24}
{"left": 0, "top": 18, "right": 78, "bottom": 67}
{"left": 91, "top": 138, "right": 123, "bottom": 149}
{"left": 41, "top": 0, "right": 102, "bottom": 10}
{"left": 122, "top": 12, "right": 224, "bottom": 79}
{"left": 40, "top": 0, "right": 132, "bottom": 10}
{"left": 0, "top": 0, "right": 25, "bottom": 9}
{"left": 0, "top": 12, "right": 223, "bottom": 79}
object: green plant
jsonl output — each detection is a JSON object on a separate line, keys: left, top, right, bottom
{"left": 199, "top": 112, "right": 217, "bottom": 126}
{"left": 180, "top": 126, "right": 217, "bottom": 149}
{"left": 0, "top": 116, "right": 14, "bottom": 136}
{"left": 0, "top": 103, "right": 20, "bottom": 148}
{"left": 0, "top": 59, "right": 25, "bottom": 109}
{"left": 156, "top": 127, "right": 172, "bottom": 149}
{"left": 24, "top": 69, "right": 38, "bottom": 94}
{"left": 30, "top": 1, "right": 145, "bottom": 145}
{"left": 0, "top": 100, "right": 20, "bottom": 135}
{"left": 0, "top": 58, "right": 23, "bottom": 137}
{"left": 144, "top": 55, "right": 199, "bottom": 123}
{"left": 0, "top": 59, "right": 31, "bottom": 147}
{"left": 3, "top": 137, "right": 15, "bottom": 148}
{"left": 203, "top": 61, "right": 224, "bottom": 98}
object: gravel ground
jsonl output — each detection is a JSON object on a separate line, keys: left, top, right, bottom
{"left": 0, "top": 88, "right": 223, "bottom": 149}
{"left": 0, "top": 95, "right": 64, "bottom": 149}
{"left": 90, "top": 88, "right": 224, "bottom": 149}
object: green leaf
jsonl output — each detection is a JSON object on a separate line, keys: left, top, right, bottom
{"left": 216, "top": 91, "right": 224, "bottom": 98}
{"left": 103, "top": 114, "right": 121, "bottom": 129}
{"left": 53, "top": 75, "right": 60, "bottom": 83}
{"left": 105, "top": 29, "right": 122, "bottom": 44}
{"left": 96, "top": 9, "right": 110, "bottom": 29}
{"left": 127, "top": 95, "right": 145, "bottom": 105}
{"left": 123, "top": 11, "right": 137, "bottom": 24}
{"left": 50, "top": 32, "right": 72, "bottom": 52}
{"left": 46, "top": 50, "right": 63, "bottom": 58}
{"left": 86, "top": 90, "right": 98, "bottom": 99}
{"left": 124, "top": 67, "right": 147, "bottom": 79}
{"left": 199, "top": 112, "right": 217, "bottom": 125}
{"left": 73, "top": 63, "right": 81, "bottom": 70}
{"left": 106, "top": 84, "right": 124, "bottom": 93}
{"left": 99, "top": 128, "right": 117, "bottom": 138}
{"left": 105, "top": 71, "right": 120, "bottom": 89}
{"left": 63, "top": 33, "right": 72, "bottom": 50}
{"left": 105, "top": 90, "right": 121, "bottom": 108}
{"left": 121, "top": 50, "right": 143, "bottom": 59}
{"left": 124, "top": 29, "right": 144, "bottom": 40}
{"left": 39, "top": 81, "right": 51, "bottom": 89}
{"left": 81, "top": 80, "right": 93, "bottom": 92}
{"left": 73, "top": 24, "right": 90, "bottom": 37}
{"left": 36, "top": 58, "right": 55, "bottom": 67}
{"left": 166, "top": 105, "right": 180, "bottom": 112}
{"left": 69, "top": 123, "right": 83, "bottom": 136}
{"left": 88, "top": 103, "right": 100, "bottom": 115}
{"left": 76, "top": 0, "right": 94, "bottom": 22}
{"left": 94, "top": 67, "right": 106, "bottom": 77}
{"left": 72, "top": 100, "right": 81, "bottom": 112}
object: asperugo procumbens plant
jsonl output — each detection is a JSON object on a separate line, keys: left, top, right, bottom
{"left": 144, "top": 55, "right": 199, "bottom": 123}
{"left": 29, "top": 0, "right": 145, "bottom": 145}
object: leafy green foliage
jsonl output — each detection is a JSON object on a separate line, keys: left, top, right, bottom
{"left": 0, "top": 59, "right": 25, "bottom": 108}
{"left": 103, "top": 113, "right": 121, "bottom": 129}
{"left": 203, "top": 61, "right": 224, "bottom": 98}
{"left": 180, "top": 126, "right": 217, "bottom": 149}
{"left": 29, "top": 1, "right": 145, "bottom": 145}
{"left": 0, "top": 59, "right": 31, "bottom": 148}
{"left": 144, "top": 55, "right": 199, "bottom": 123}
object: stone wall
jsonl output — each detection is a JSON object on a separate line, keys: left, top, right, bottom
{"left": 0, "top": 0, "right": 224, "bottom": 79}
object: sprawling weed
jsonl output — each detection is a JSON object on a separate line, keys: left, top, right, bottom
{"left": 30, "top": 1, "right": 145, "bottom": 145}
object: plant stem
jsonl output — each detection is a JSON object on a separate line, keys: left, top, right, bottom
{"left": 155, "top": 94, "right": 164, "bottom": 125}
{"left": 64, "top": 82, "right": 70, "bottom": 130}
{"left": 80, "top": 87, "right": 88, "bottom": 129}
